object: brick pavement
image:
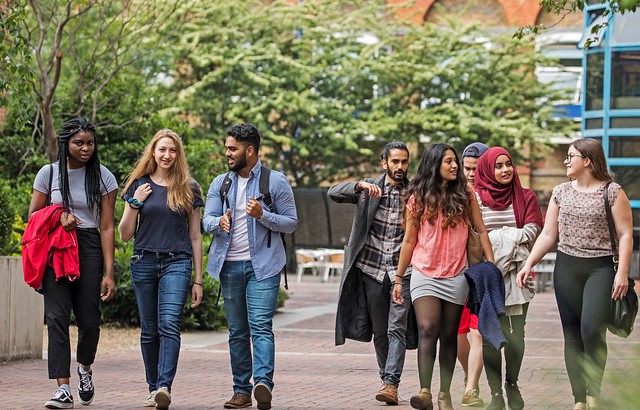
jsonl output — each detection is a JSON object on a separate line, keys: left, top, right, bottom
{"left": 2, "top": 274, "right": 639, "bottom": 409}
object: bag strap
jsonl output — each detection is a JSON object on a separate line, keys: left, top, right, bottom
{"left": 603, "top": 182, "right": 619, "bottom": 269}
{"left": 259, "top": 165, "right": 288, "bottom": 289}
{"left": 220, "top": 172, "right": 232, "bottom": 211}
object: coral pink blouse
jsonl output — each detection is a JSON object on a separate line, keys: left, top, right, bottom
{"left": 407, "top": 196, "right": 468, "bottom": 278}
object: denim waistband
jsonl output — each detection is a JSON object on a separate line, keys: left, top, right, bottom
{"left": 133, "top": 250, "right": 190, "bottom": 259}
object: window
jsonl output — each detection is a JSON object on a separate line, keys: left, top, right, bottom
{"left": 579, "top": 14, "right": 607, "bottom": 49}
{"left": 585, "top": 118, "right": 603, "bottom": 129}
{"left": 609, "top": 137, "right": 640, "bottom": 158}
{"left": 611, "top": 51, "right": 640, "bottom": 109}
{"left": 611, "top": 12, "right": 640, "bottom": 47}
{"left": 585, "top": 52, "right": 604, "bottom": 110}
{"left": 611, "top": 166, "right": 640, "bottom": 200}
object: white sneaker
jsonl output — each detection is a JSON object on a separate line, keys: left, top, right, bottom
{"left": 143, "top": 390, "right": 157, "bottom": 407}
{"left": 155, "top": 387, "right": 171, "bottom": 410}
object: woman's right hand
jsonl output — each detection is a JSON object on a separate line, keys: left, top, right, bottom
{"left": 516, "top": 265, "right": 532, "bottom": 289}
{"left": 133, "top": 183, "right": 152, "bottom": 203}
{"left": 392, "top": 284, "right": 404, "bottom": 304}
{"left": 60, "top": 211, "right": 83, "bottom": 231}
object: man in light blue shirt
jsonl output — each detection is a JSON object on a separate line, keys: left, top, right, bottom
{"left": 203, "top": 123, "right": 297, "bottom": 410}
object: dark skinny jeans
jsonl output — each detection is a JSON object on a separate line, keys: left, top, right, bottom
{"left": 554, "top": 251, "right": 615, "bottom": 402}
{"left": 483, "top": 303, "right": 529, "bottom": 394}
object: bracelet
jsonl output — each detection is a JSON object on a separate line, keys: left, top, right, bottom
{"left": 127, "top": 197, "right": 144, "bottom": 207}
{"left": 128, "top": 202, "right": 140, "bottom": 210}
{"left": 193, "top": 282, "right": 203, "bottom": 286}
{"left": 394, "top": 283, "right": 402, "bottom": 286}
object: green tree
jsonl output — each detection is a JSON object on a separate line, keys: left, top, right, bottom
{"left": 8, "top": 0, "right": 184, "bottom": 162}
{"left": 170, "top": 0, "right": 389, "bottom": 186}
{"left": 364, "top": 21, "right": 575, "bottom": 161}
{"left": 172, "top": 0, "right": 575, "bottom": 184}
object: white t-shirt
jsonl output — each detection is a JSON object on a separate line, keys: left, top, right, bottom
{"left": 226, "top": 176, "right": 251, "bottom": 261}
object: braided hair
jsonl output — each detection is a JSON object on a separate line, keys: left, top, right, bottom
{"left": 57, "top": 118, "right": 102, "bottom": 216}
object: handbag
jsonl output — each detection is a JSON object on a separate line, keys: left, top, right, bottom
{"left": 467, "top": 222, "right": 484, "bottom": 266}
{"left": 604, "top": 183, "right": 639, "bottom": 338}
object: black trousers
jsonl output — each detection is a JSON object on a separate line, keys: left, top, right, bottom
{"left": 483, "top": 303, "right": 529, "bottom": 394}
{"left": 554, "top": 251, "right": 614, "bottom": 402}
{"left": 43, "top": 228, "right": 103, "bottom": 379}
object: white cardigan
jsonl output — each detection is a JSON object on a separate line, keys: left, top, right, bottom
{"left": 489, "top": 227, "right": 535, "bottom": 316}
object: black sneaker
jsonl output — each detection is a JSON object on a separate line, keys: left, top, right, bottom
{"left": 77, "top": 366, "right": 95, "bottom": 405}
{"left": 45, "top": 387, "right": 74, "bottom": 409}
{"left": 504, "top": 382, "right": 524, "bottom": 410}
{"left": 486, "top": 392, "right": 505, "bottom": 410}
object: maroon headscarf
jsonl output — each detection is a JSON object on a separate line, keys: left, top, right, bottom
{"left": 475, "top": 147, "right": 543, "bottom": 229}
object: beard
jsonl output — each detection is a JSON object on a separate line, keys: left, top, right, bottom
{"left": 228, "top": 153, "right": 248, "bottom": 172}
{"left": 387, "top": 167, "right": 406, "bottom": 182}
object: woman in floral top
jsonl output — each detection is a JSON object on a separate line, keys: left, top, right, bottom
{"left": 517, "top": 138, "right": 633, "bottom": 410}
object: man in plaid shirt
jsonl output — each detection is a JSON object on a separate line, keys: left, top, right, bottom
{"left": 329, "top": 141, "right": 415, "bottom": 406}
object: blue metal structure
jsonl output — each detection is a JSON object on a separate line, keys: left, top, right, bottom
{"left": 582, "top": 4, "right": 640, "bottom": 221}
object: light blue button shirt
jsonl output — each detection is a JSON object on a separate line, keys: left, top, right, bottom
{"left": 203, "top": 160, "right": 298, "bottom": 280}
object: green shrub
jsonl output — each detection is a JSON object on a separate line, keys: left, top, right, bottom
{"left": 0, "top": 185, "right": 17, "bottom": 255}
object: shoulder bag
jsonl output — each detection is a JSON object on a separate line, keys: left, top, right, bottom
{"left": 604, "top": 182, "right": 638, "bottom": 338}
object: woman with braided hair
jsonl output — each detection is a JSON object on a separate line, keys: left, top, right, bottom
{"left": 28, "top": 118, "right": 118, "bottom": 409}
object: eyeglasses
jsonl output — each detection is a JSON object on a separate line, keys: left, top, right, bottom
{"left": 565, "top": 153, "right": 586, "bottom": 161}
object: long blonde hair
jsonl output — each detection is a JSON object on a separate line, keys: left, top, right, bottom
{"left": 122, "top": 129, "right": 195, "bottom": 213}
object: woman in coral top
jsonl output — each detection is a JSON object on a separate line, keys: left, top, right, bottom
{"left": 393, "top": 143, "right": 493, "bottom": 410}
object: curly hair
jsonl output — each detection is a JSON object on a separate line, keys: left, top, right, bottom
{"left": 122, "top": 129, "right": 197, "bottom": 213}
{"left": 226, "top": 122, "right": 261, "bottom": 151}
{"left": 404, "top": 143, "right": 471, "bottom": 229}
{"left": 57, "top": 118, "right": 102, "bottom": 215}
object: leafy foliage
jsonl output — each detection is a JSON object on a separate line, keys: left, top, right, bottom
{"left": 0, "top": 185, "right": 18, "bottom": 255}
{"left": 0, "top": 2, "right": 35, "bottom": 127}
{"left": 514, "top": 0, "right": 640, "bottom": 47}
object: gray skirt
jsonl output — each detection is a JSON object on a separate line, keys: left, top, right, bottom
{"left": 410, "top": 268, "right": 469, "bottom": 305}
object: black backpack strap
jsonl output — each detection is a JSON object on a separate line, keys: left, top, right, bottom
{"left": 259, "top": 166, "right": 274, "bottom": 248}
{"left": 47, "top": 163, "right": 53, "bottom": 206}
{"left": 259, "top": 166, "right": 288, "bottom": 289}
{"left": 207, "top": 173, "right": 233, "bottom": 255}
{"left": 220, "top": 172, "right": 232, "bottom": 212}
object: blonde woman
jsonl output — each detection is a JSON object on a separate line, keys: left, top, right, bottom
{"left": 118, "top": 129, "right": 204, "bottom": 410}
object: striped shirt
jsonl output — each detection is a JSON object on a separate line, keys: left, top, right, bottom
{"left": 478, "top": 201, "right": 540, "bottom": 244}
{"left": 356, "top": 182, "right": 405, "bottom": 282}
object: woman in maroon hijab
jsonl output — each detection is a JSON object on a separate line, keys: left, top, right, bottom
{"left": 474, "top": 147, "right": 543, "bottom": 410}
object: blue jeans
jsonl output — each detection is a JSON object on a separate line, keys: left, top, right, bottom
{"left": 220, "top": 261, "right": 280, "bottom": 395}
{"left": 130, "top": 250, "right": 192, "bottom": 392}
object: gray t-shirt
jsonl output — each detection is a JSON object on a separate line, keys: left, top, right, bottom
{"left": 33, "top": 163, "right": 118, "bottom": 228}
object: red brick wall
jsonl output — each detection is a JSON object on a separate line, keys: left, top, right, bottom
{"left": 389, "top": 0, "right": 543, "bottom": 26}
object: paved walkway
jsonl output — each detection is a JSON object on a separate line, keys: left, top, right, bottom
{"left": 2, "top": 274, "right": 640, "bottom": 409}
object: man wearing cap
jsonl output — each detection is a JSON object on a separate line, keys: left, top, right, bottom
{"left": 458, "top": 142, "right": 489, "bottom": 407}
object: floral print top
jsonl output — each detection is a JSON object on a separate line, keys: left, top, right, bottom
{"left": 553, "top": 181, "right": 620, "bottom": 258}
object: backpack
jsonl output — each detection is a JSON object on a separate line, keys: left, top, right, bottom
{"left": 215, "top": 165, "right": 288, "bottom": 290}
